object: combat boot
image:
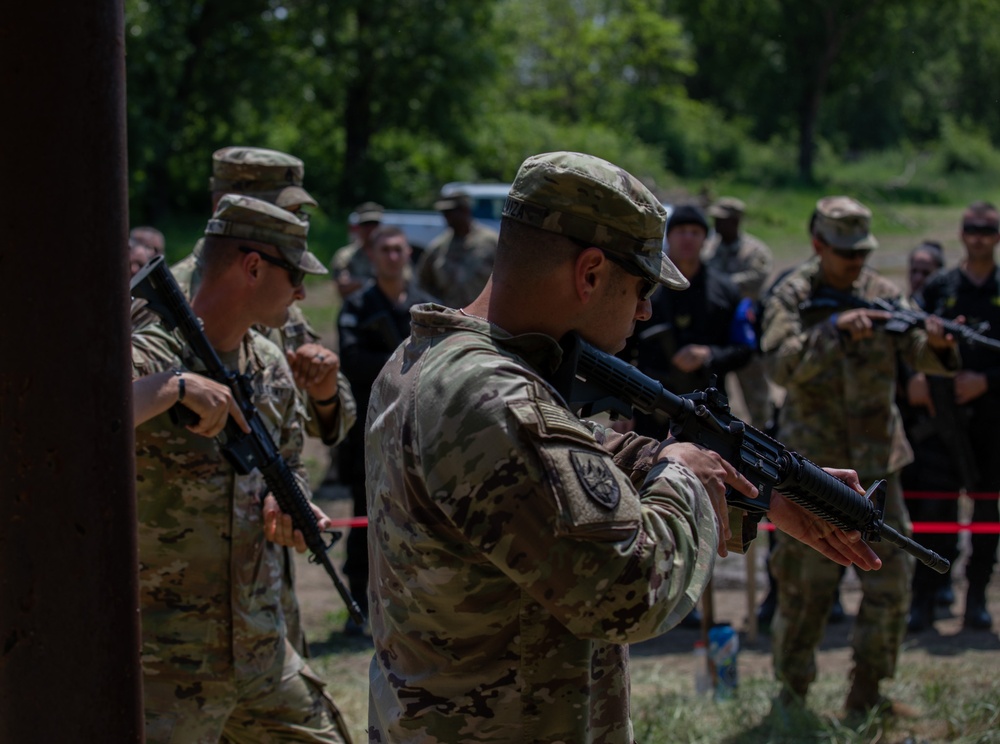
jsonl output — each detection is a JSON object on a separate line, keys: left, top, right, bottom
{"left": 964, "top": 584, "right": 993, "bottom": 630}
{"left": 907, "top": 590, "right": 935, "bottom": 633}
{"left": 845, "top": 665, "right": 919, "bottom": 719}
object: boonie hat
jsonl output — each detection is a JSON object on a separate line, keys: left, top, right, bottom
{"left": 708, "top": 197, "right": 746, "bottom": 219}
{"left": 502, "top": 151, "right": 688, "bottom": 290}
{"left": 210, "top": 146, "right": 318, "bottom": 210}
{"left": 205, "top": 194, "right": 327, "bottom": 275}
{"left": 813, "top": 196, "right": 879, "bottom": 251}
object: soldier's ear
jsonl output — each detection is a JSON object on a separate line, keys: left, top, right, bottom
{"left": 574, "top": 246, "right": 605, "bottom": 304}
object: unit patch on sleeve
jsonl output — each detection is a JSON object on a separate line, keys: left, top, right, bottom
{"left": 569, "top": 450, "right": 621, "bottom": 510}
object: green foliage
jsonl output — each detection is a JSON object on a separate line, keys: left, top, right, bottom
{"left": 934, "top": 117, "right": 1000, "bottom": 175}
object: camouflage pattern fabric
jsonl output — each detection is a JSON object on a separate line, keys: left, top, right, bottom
{"left": 132, "top": 323, "right": 349, "bottom": 743}
{"left": 771, "top": 473, "right": 912, "bottom": 693}
{"left": 760, "top": 257, "right": 958, "bottom": 482}
{"left": 330, "top": 241, "right": 373, "bottom": 282}
{"left": 760, "top": 256, "right": 958, "bottom": 692}
{"left": 365, "top": 304, "right": 719, "bottom": 743}
{"left": 701, "top": 232, "right": 774, "bottom": 300}
{"left": 701, "top": 231, "right": 775, "bottom": 426}
{"left": 415, "top": 222, "right": 499, "bottom": 308}
{"left": 145, "top": 641, "right": 350, "bottom": 744}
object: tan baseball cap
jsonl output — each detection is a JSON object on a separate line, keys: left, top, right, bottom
{"left": 501, "top": 151, "right": 688, "bottom": 290}
{"left": 814, "top": 196, "right": 879, "bottom": 251}
{"left": 210, "top": 146, "right": 318, "bottom": 210}
{"left": 205, "top": 194, "right": 327, "bottom": 275}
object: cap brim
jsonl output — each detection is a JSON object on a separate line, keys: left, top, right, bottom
{"left": 279, "top": 245, "right": 328, "bottom": 275}
{"left": 275, "top": 185, "right": 318, "bottom": 210}
{"left": 824, "top": 232, "right": 879, "bottom": 251}
{"left": 708, "top": 206, "right": 739, "bottom": 219}
{"left": 434, "top": 199, "right": 460, "bottom": 211}
{"left": 636, "top": 249, "right": 689, "bottom": 290}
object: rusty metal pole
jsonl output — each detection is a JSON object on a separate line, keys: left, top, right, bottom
{"left": 0, "top": 1, "right": 143, "bottom": 741}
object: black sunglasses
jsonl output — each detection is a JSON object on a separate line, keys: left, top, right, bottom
{"left": 239, "top": 246, "right": 306, "bottom": 287}
{"left": 830, "top": 247, "right": 873, "bottom": 260}
{"left": 601, "top": 250, "right": 659, "bottom": 300}
{"left": 962, "top": 223, "right": 999, "bottom": 236}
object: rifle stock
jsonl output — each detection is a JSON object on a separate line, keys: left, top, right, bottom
{"left": 550, "top": 332, "right": 949, "bottom": 574}
{"left": 131, "top": 256, "right": 365, "bottom": 624}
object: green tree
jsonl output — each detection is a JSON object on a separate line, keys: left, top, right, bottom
{"left": 280, "top": 0, "right": 500, "bottom": 207}
{"left": 125, "top": 0, "right": 293, "bottom": 222}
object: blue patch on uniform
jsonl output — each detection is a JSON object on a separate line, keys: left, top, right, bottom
{"left": 570, "top": 450, "right": 620, "bottom": 509}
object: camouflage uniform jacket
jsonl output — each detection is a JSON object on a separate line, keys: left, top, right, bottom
{"left": 330, "top": 240, "right": 373, "bottom": 281}
{"left": 701, "top": 231, "right": 773, "bottom": 300}
{"left": 415, "top": 222, "right": 498, "bottom": 308}
{"left": 131, "top": 321, "right": 309, "bottom": 680}
{"left": 366, "top": 304, "right": 718, "bottom": 744}
{"left": 760, "top": 258, "right": 958, "bottom": 480}
{"left": 167, "top": 241, "right": 357, "bottom": 445}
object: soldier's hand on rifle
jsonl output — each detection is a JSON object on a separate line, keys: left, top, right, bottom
{"left": 671, "top": 344, "right": 712, "bottom": 373}
{"left": 182, "top": 373, "right": 251, "bottom": 437}
{"left": 834, "top": 308, "right": 891, "bottom": 340}
{"left": 132, "top": 370, "right": 249, "bottom": 437}
{"left": 768, "top": 467, "right": 882, "bottom": 571}
{"left": 657, "top": 439, "right": 757, "bottom": 558}
{"left": 262, "top": 494, "right": 333, "bottom": 552}
{"left": 923, "top": 313, "right": 958, "bottom": 351}
{"left": 286, "top": 343, "right": 341, "bottom": 402}
{"left": 955, "top": 369, "right": 989, "bottom": 405}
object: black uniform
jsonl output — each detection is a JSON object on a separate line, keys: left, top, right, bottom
{"left": 625, "top": 265, "right": 753, "bottom": 439}
{"left": 919, "top": 266, "right": 1000, "bottom": 621}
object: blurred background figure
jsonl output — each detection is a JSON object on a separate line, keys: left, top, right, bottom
{"left": 918, "top": 202, "right": 1000, "bottom": 631}
{"left": 331, "top": 201, "right": 384, "bottom": 300}
{"left": 336, "top": 226, "right": 437, "bottom": 635}
{"left": 416, "top": 188, "right": 498, "bottom": 308}
{"left": 128, "top": 235, "right": 156, "bottom": 278}
{"left": 702, "top": 197, "right": 775, "bottom": 427}
{"left": 897, "top": 240, "right": 959, "bottom": 632}
{"left": 130, "top": 225, "right": 165, "bottom": 256}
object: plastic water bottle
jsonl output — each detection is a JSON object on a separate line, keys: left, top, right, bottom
{"left": 708, "top": 623, "right": 739, "bottom": 699}
{"left": 692, "top": 640, "right": 711, "bottom": 695}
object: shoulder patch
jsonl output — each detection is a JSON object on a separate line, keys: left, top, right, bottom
{"left": 536, "top": 400, "right": 592, "bottom": 438}
{"left": 570, "top": 450, "right": 621, "bottom": 509}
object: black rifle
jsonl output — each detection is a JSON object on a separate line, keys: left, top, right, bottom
{"left": 801, "top": 286, "right": 1000, "bottom": 353}
{"left": 131, "top": 256, "right": 365, "bottom": 624}
{"left": 549, "top": 332, "right": 950, "bottom": 574}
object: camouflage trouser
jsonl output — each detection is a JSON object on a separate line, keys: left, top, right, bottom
{"left": 144, "top": 642, "right": 352, "bottom": 744}
{"left": 733, "top": 355, "right": 772, "bottom": 428}
{"left": 771, "top": 472, "right": 914, "bottom": 694}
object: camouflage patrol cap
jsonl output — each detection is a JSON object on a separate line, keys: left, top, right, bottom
{"left": 205, "top": 194, "right": 327, "bottom": 275}
{"left": 354, "top": 201, "right": 385, "bottom": 224}
{"left": 708, "top": 196, "right": 746, "bottom": 219}
{"left": 813, "top": 195, "right": 879, "bottom": 251}
{"left": 434, "top": 190, "right": 472, "bottom": 212}
{"left": 210, "top": 146, "right": 318, "bottom": 210}
{"left": 502, "top": 151, "right": 688, "bottom": 290}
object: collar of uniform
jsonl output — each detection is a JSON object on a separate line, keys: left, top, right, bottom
{"left": 410, "top": 303, "right": 567, "bottom": 375}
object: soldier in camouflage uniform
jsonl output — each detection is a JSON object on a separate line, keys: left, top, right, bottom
{"left": 151, "top": 146, "right": 358, "bottom": 655}
{"left": 330, "top": 201, "right": 383, "bottom": 300}
{"left": 415, "top": 189, "right": 499, "bottom": 308}
{"left": 132, "top": 195, "right": 351, "bottom": 743}
{"left": 365, "top": 154, "right": 883, "bottom": 743}
{"left": 702, "top": 197, "right": 775, "bottom": 426}
{"left": 760, "top": 196, "right": 959, "bottom": 716}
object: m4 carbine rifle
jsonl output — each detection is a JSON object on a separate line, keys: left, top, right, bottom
{"left": 131, "top": 256, "right": 365, "bottom": 624}
{"left": 801, "top": 286, "right": 1000, "bottom": 353}
{"left": 550, "top": 332, "right": 949, "bottom": 574}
